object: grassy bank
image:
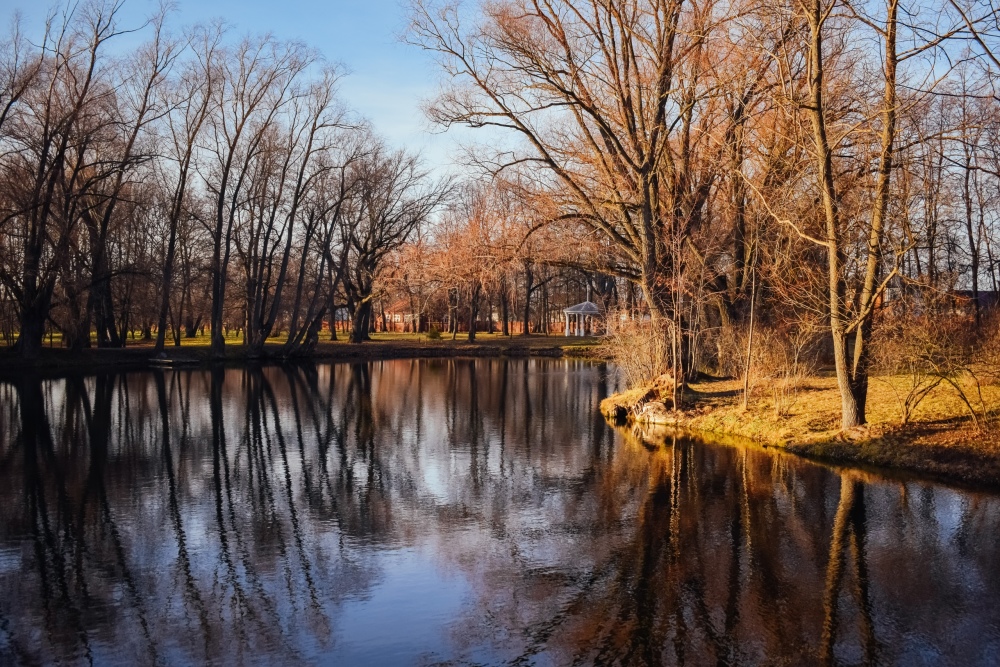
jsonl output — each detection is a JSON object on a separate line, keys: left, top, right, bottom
{"left": 0, "top": 332, "right": 605, "bottom": 375}
{"left": 602, "top": 374, "right": 1000, "bottom": 488}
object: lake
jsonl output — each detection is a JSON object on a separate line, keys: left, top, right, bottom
{"left": 1, "top": 358, "right": 998, "bottom": 665}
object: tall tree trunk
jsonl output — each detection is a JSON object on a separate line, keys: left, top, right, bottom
{"left": 500, "top": 283, "right": 510, "bottom": 336}
{"left": 156, "top": 197, "right": 183, "bottom": 352}
{"left": 468, "top": 282, "right": 481, "bottom": 342}
{"left": 850, "top": 0, "right": 899, "bottom": 422}
{"left": 350, "top": 298, "right": 372, "bottom": 343}
{"left": 487, "top": 291, "right": 495, "bottom": 334}
{"left": 962, "top": 137, "right": 981, "bottom": 327}
{"left": 15, "top": 300, "right": 48, "bottom": 361}
{"left": 522, "top": 265, "right": 533, "bottom": 336}
{"left": 805, "top": 0, "right": 863, "bottom": 429}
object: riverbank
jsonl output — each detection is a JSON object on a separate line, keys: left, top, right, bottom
{"left": 601, "top": 375, "right": 1000, "bottom": 488}
{"left": 0, "top": 333, "right": 605, "bottom": 375}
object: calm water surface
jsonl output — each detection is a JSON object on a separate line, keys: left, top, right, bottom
{"left": 1, "top": 358, "right": 999, "bottom": 666}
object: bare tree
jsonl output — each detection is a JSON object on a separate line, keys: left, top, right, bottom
{"left": 203, "top": 34, "right": 314, "bottom": 357}
{"left": 154, "top": 23, "right": 222, "bottom": 351}
{"left": 409, "top": 0, "right": 723, "bottom": 325}
{"left": 339, "top": 138, "right": 449, "bottom": 343}
{"left": 0, "top": 0, "right": 128, "bottom": 359}
{"left": 77, "top": 8, "right": 178, "bottom": 349}
{"left": 235, "top": 68, "right": 345, "bottom": 355}
{"left": 772, "top": 0, "right": 957, "bottom": 428}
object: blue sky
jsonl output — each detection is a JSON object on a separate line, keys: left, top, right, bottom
{"left": 5, "top": 0, "right": 465, "bottom": 170}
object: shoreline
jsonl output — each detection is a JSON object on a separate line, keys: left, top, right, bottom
{"left": 0, "top": 335, "right": 607, "bottom": 377}
{"left": 601, "top": 376, "right": 1000, "bottom": 490}
{"left": 6, "top": 342, "right": 997, "bottom": 490}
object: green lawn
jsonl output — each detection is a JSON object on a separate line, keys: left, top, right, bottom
{"left": 2, "top": 329, "right": 602, "bottom": 351}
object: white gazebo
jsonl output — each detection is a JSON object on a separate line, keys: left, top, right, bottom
{"left": 563, "top": 301, "right": 602, "bottom": 336}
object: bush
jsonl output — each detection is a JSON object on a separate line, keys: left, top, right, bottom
{"left": 974, "top": 313, "right": 1000, "bottom": 387}
{"left": 718, "top": 322, "right": 819, "bottom": 416}
{"left": 427, "top": 326, "right": 441, "bottom": 340}
{"left": 602, "top": 316, "right": 670, "bottom": 389}
{"left": 873, "top": 310, "right": 984, "bottom": 428}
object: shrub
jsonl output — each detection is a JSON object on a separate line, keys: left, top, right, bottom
{"left": 974, "top": 312, "right": 1000, "bottom": 387}
{"left": 873, "top": 309, "right": 984, "bottom": 428}
{"left": 602, "top": 316, "right": 670, "bottom": 389}
{"left": 427, "top": 326, "right": 441, "bottom": 340}
{"left": 719, "top": 322, "right": 819, "bottom": 416}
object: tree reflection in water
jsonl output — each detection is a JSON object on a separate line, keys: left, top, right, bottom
{"left": 0, "top": 359, "right": 999, "bottom": 665}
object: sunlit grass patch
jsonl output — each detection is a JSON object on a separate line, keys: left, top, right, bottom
{"left": 605, "top": 373, "right": 1000, "bottom": 486}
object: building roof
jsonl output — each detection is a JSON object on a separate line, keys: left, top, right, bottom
{"left": 563, "top": 301, "right": 603, "bottom": 315}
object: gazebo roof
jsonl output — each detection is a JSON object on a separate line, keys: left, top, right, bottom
{"left": 563, "top": 301, "right": 602, "bottom": 315}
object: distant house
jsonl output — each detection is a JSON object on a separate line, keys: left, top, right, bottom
{"left": 880, "top": 281, "right": 1000, "bottom": 318}
{"left": 379, "top": 299, "right": 427, "bottom": 333}
{"left": 322, "top": 307, "right": 351, "bottom": 334}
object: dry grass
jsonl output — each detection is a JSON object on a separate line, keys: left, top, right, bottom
{"left": 604, "top": 373, "right": 1000, "bottom": 487}
{"left": 600, "top": 372, "right": 682, "bottom": 422}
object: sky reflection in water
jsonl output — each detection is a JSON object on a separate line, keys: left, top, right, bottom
{"left": 1, "top": 358, "right": 999, "bottom": 666}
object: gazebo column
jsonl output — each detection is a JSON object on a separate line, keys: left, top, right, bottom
{"left": 565, "top": 312, "right": 570, "bottom": 336}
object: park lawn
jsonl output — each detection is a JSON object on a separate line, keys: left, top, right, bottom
{"left": 7, "top": 330, "right": 602, "bottom": 349}
{"left": 0, "top": 331, "right": 605, "bottom": 372}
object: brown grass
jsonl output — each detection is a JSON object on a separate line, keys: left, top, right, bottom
{"left": 599, "top": 373, "right": 681, "bottom": 422}
{"left": 604, "top": 374, "right": 1000, "bottom": 487}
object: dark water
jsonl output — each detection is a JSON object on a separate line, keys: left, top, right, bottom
{"left": 1, "top": 359, "right": 999, "bottom": 666}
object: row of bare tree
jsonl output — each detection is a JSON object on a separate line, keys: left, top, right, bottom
{"left": 406, "top": 0, "right": 1000, "bottom": 428}
{"left": 376, "top": 180, "right": 622, "bottom": 340}
{"left": 0, "top": 0, "right": 449, "bottom": 357}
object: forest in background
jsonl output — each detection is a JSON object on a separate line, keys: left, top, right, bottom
{"left": 4, "top": 0, "right": 1000, "bottom": 430}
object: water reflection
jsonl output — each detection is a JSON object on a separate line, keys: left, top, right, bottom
{"left": 0, "top": 359, "right": 999, "bottom": 665}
